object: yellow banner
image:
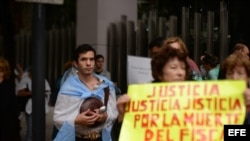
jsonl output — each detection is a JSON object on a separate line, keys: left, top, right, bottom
{"left": 119, "top": 80, "right": 246, "bottom": 141}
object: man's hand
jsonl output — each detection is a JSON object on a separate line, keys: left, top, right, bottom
{"left": 95, "top": 109, "right": 107, "bottom": 123}
{"left": 75, "top": 109, "right": 99, "bottom": 126}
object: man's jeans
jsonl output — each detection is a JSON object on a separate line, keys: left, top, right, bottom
{"left": 25, "top": 113, "right": 32, "bottom": 141}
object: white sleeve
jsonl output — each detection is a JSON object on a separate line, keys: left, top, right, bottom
{"left": 16, "top": 77, "right": 28, "bottom": 91}
{"left": 45, "top": 79, "right": 51, "bottom": 95}
{"left": 105, "top": 88, "right": 118, "bottom": 127}
{"left": 53, "top": 94, "right": 81, "bottom": 129}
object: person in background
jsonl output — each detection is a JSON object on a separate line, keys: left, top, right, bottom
{"left": 148, "top": 36, "right": 165, "bottom": 57}
{"left": 218, "top": 43, "right": 250, "bottom": 79}
{"left": 95, "top": 54, "right": 111, "bottom": 80}
{"left": 111, "top": 46, "right": 190, "bottom": 141}
{"left": 162, "top": 36, "right": 202, "bottom": 80}
{"left": 232, "top": 43, "right": 249, "bottom": 57}
{"left": 113, "top": 81, "right": 122, "bottom": 99}
{"left": 201, "top": 53, "right": 220, "bottom": 80}
{"left": 219, "top": 52, "right": 250, "bottom": 124}
{"left": 59, "top": 60, "right": 78, "bottom": 87}
{"left": 50, "top": 60, "right": 76, "bottom": 107}
{"left": 148, "top": 36, "right": 201, "bottom": 81}
{"left": 51, "top": 60, "right": 77, "bottom": 140}
{"left": 0, "top": 57, "right": 21, "bottom": 141}
{"left": 199, "top": 51, "right": 210, "bottom": 80}
{"left": 14, "top": 64, "right": 26, "bottom": 119}
{"left": 53, "top": 44, "right": 118, "bottom": 141}
{"left": 14, "top": 63, "right": 24, "bottom": 84}
{"left": 16, "top": 68, "right": 51, "bottom": 141}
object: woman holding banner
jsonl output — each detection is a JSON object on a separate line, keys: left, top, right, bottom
{"left": 112, "top": 46, "right": 190, "bottom": 141}
{"left": 113, "top": 48, "right": 250, "bottom": 141}
{"left": 219, "top": 52, "right": 250, "bottom": 124}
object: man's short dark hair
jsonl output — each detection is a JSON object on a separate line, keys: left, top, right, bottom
{"left": 95, "top": 54, "right": 104, "bottom": 60}
{"left": 148, "top": 37, "right": 165, "bottom": 50}
{"left": 74, "top": 44, "right": 96, "bottom": 61}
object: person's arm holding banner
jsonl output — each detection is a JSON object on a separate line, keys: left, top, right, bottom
{"left": 244, "top": 89, "right": 250, "bottom": 112}
{"left": 244, "top": 89, "right": 250, "bottom": 124}
{"left": 117, "top": 95, "right": 130, "bottom": 122}
{"left": 111, "top": 94, "right": 130, "bottom": 141}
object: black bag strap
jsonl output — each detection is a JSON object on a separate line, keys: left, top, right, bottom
{"left": 104, "top": 87, "right": 109, "bottom": 107}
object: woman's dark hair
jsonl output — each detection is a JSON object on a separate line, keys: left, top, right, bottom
{"left": 202, "top": 53, "right": 219, "bottom": 68}
{"left": 151, "top": 46, "right": 189, "bottom": 82}
{"left": 148, "top": 37, "right": 165, "bottom": 50}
